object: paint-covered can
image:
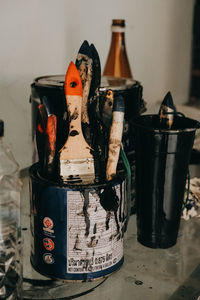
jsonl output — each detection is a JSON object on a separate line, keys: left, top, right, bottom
{"left": 30, "top": 75, "right": 145, "bottom": 212}
{"left": 29, "top": 163, "right": 126, "bottom": 281}
{"left": 30, "top": 75, "right": 145, "bottom": 160}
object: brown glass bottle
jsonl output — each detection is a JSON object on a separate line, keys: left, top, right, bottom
{"left": 103, "top": 19, "right": 133, "bottom": 79}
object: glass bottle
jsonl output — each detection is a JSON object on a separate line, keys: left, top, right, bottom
{"left": 0, "top": 120, "right": 23, "bottom": 299}
{"left": 103, "top": 19, "right": 133, "bottom": 79}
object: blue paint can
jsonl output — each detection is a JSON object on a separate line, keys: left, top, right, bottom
{"left": 29, "top": 163, "right": 126, "bottom": 281}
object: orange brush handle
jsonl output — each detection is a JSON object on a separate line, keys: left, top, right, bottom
{"left": 46, "top": 115, "right": 57, "bottom": 152}
{"left": 64, "top": 61, "right": 83, "bottom": 96}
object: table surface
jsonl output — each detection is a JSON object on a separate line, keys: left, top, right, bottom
{"left": 20, "top": 170, "right": 200, "bottom": 300}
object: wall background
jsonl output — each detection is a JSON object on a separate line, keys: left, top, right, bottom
{"left": 0, "top": 0, "right": 195, "bottom": 169}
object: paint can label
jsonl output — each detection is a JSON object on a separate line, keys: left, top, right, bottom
{"left": 67, "top": 183, "right": 125, "bottom": 273}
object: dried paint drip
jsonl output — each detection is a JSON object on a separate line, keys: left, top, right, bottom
{"left": 99, "top": 183, "right": 125, "bottom": 235}
{"left": 93, "top": 223, "right": 97, "bottom": 234}
{"left": 105, "top": 211, "right": 112, "bottom": 230}
{"left": 99, "top": 185, "right": 119, "bottom": 211}
{"left": 75, "top": 40, "right": 93, "bottom": 144}
{"left": 82, "top": 190, "right": 90, "bottom": 236}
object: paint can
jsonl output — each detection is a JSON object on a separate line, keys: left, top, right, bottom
{"left": 29, "top": 163, "right": 126, "bottom": 281}
{"left": 30, "top": 75, "right": 145, "bottom": 213}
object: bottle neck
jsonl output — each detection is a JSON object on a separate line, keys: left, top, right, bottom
{"left": 111, "top": 25, "right": 125, "bottom": 33}
{"left": 110, "top": 30, "right": 125, "bottom": 45}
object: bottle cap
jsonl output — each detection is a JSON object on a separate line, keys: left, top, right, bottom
{"left": 0, "top": 120, "right": 4, "bottom": 137}
{"left": 112, "top": 19, "right": 125, "bottom": 27}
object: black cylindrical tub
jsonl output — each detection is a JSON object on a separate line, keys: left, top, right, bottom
{"left": 29, "top": 163, "right": 126, "bottom": 281}
{"left": 132, "top": 114, "right": 200, "bottom": 249}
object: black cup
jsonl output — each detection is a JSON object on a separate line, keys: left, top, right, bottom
{"left": 132, "top": 114, "right": 200, "bottom": 248}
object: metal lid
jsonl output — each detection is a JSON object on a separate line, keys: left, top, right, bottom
{"left": 0, "top": 120, "right": 4, "bottom": 137}
{"left": 99, "top": 76, "right": 136, "bottom": 92}
{"left": 33, "top": 75, "right": 65, "bottom": 88}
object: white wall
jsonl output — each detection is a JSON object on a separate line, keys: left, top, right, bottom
{"left": 0, "top": 0, "right": 195, "bottom": 169}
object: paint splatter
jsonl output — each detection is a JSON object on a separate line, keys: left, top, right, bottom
{"left": 82, "top": 190, "right": 90, "bottom": 236}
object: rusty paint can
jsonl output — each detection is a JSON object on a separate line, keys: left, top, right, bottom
{"left": 29, "top": 163, "right": 126, "bottom": 281}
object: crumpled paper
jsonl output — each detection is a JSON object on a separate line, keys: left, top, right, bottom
{"left": 182, "top": 177, "right": 200, "bottom": 220}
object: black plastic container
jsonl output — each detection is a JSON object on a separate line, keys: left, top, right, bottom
{"left": 29, "top": 163, "right": 126, "bottom": 281}
{"left": 132, "top": 114, "right": 200, "bottom": 248}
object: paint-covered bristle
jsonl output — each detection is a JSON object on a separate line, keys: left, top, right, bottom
{"left": 60, "top": 158, "right": 95, "bottom": 184}
{"left": 161, "top": 91, "right": 175, "bottom": 109}
{"left": 89, "top": 43, "right": 101, "bottom": 96}
{"left": 78, "top": 40, "right": 92, "bottom": 58}
{"left": 159, "top": 91, "right": 176, "bottom": 129}
{"left": 75, "top": 41, "right": 93, "bottom": 73}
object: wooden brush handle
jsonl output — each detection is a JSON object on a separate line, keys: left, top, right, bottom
{"left": 60, "top": 94, "right": 92, "bottom": 161}
{"left": 106, "top": 112, "right": 124, "bottom": 181}
{"left": 67, "top": 94, "right": 82, "bottom": 136}
{"left": 106, "top": 95, "right": 125, "bottom": 181}
{"left": 60, "top": 61, "right": 93, "bottom": 161}
{"left": 44, "top": 114, "right": 57, "bottom": 176}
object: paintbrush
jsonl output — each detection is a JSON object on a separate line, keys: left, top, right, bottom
{"left": 87, "top": 43, "right": 108, "bottom": 182}
{"left": 106, "top": 95, "right": 125, "bottom": 181}
{"left": 59, "top": 61, "right": 95, "bottom": 184}
{"left": 75, "top": 40, "right": 93, "bottom": 146}
{"left": 40, "top": 96, "right": 57, "bottom": 178}
{"left": 43, "top": 114, "right": 57, "bottom": 178}
{"left": 159, "top": 91, "right": 176, "bottom": 129}
{"left": 88, "top": 43, "right": 101, "bottom": 102}
{"left": 36, "top": 103, "right": 48, "bottom": 167}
